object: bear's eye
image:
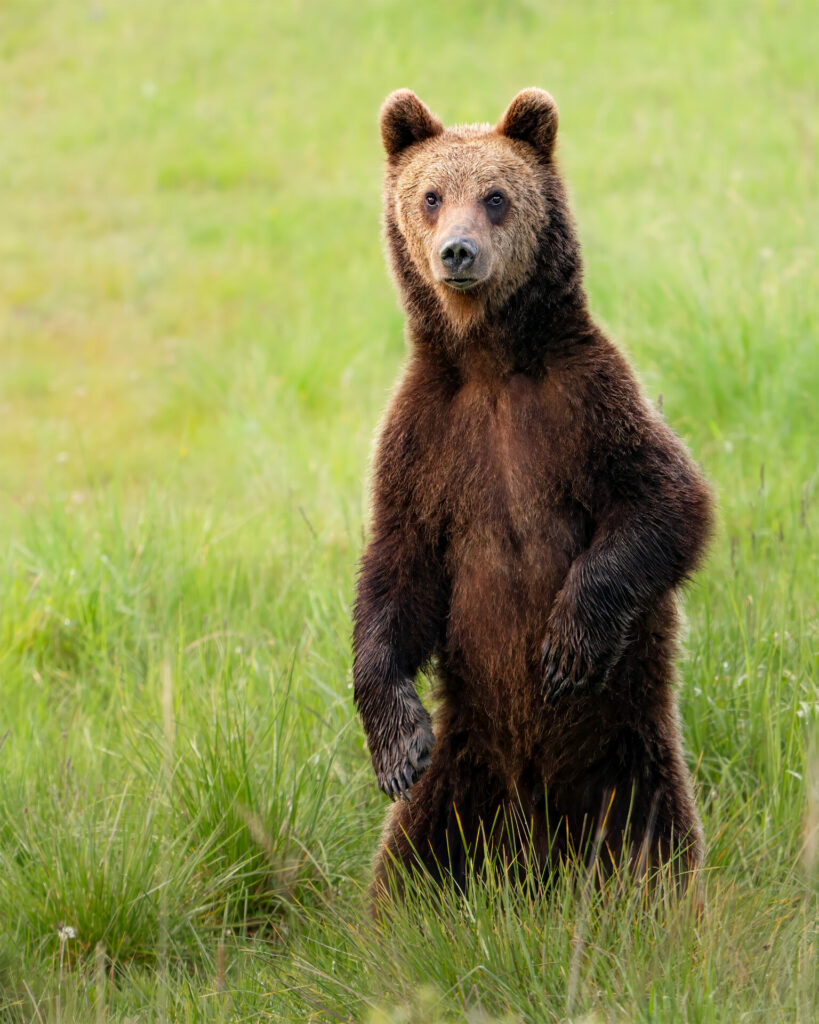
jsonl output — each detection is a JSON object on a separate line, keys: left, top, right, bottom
{"left": 485, "top": 192, "right": 505, "bottom": 208}
{"left": 424, "top": 191, "right": 441, "bottom": 208}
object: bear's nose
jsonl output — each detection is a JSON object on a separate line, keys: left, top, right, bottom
{"left": 438, "top": 237, "right": 478, "bottom": 274}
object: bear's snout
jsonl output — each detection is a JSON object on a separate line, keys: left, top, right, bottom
{"left": 438, "top": 235, "right": 478, "bottom": 275}
{"left": 433, "top": 215, "right": 491, "bottom": 291}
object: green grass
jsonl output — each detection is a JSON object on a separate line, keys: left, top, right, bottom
{"left": 0, "top": 0, "right": 817, "bottom": 1020}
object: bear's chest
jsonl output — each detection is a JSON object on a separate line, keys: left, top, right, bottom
{"left": 440, "top": 373, "right": 578, "bottom": 530}
{"left": 428, "top": 373, "right": 591, "bottom": 674}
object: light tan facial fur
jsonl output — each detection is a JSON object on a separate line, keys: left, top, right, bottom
{"left": 380, "top": 90, "right": 558, "bottom": 332}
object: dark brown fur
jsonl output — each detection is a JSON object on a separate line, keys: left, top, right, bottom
{"left": 353, "top": 89, "right": 713, "bottom": 905}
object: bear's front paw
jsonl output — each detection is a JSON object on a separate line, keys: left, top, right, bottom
{"left": 540, "top": 632, "right": 602, "bottom": 705}
{"left": 371, "top": 703, "right": 436, "bottom": 802}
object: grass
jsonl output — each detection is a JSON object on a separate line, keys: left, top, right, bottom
{"left": 0, "top": 0, "right": 817, "bottom": 1020}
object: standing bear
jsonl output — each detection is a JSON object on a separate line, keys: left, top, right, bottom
{"left": 353, "top": 89, "right": 713, "bottom": 903}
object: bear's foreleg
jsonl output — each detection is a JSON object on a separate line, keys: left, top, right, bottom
{"left": 353, "top": 520, "right": 448, "bottom": 800}
{"left": 542, "top": 447, "right": 712, "bottom": 704}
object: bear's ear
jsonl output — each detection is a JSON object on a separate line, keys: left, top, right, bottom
{"left": 380, "top": 90, "right": 444, "bottom": 158}
{"left": 497, "top": 88, "right": 559, "bottom": 159}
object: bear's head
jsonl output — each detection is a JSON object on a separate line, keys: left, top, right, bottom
{"left": 380, "top": 89, "right": 582, "bottom": 341}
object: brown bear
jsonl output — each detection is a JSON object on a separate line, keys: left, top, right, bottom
{"left": 353, "top": 88, "right": 713, "bottom": 904}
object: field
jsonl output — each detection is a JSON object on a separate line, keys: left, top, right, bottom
{"left": 0, "top": 0, "right": 817, "bottom": 1020}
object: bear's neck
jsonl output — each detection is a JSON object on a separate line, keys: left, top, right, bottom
{"left": 389, "top": 214, "right": 593, "bottom": 378}
{"left": 408, "top": 287, "right": 592, "bottom": 379}
{"left": 403, "top": 270, "right": 592, "bottom": 379}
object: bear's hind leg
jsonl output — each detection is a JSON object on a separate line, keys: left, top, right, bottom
{"left": 586, "top": 737, "right": 704, "bottom": 892}
{"left": 371, "top": 729, "right": 507, "bottom": 908}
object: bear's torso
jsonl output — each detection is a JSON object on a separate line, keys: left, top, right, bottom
{"left": 439, "top": 371, "right": 592, "bottom": 675}
{"left": 379, "top": 338, "right": 657, "bottom": 772}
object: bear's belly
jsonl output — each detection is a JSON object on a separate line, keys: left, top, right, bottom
{"left": 443, "top": 516, "right": 577, "bottom": 683}
{"left": 434, "top": 371, "right": 592, "bottom": 723}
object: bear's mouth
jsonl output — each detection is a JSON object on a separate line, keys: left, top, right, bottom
{"left": 443, "top": 277, "right": 480, "bottom": 292}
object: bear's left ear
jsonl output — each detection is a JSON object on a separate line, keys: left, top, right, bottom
{"left": 497, "top": 88, "right": 559, "bottom": 159}
{"left": 380, "top": 90, "right": 444, "bottom": 158}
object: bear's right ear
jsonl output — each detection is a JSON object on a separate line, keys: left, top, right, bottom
{"left": 380, "top": 90, "right": 444, "bottom": 158}
{"left": 497, "top": 88, "right": 559, "bottom": 159}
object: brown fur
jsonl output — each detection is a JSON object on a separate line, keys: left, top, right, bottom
{"left": 353, "top": 89, "right": 713, "bottom": 906}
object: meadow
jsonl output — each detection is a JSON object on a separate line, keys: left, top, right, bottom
{"left": 0, "top": 0, "right": 816, "bottom": 1020}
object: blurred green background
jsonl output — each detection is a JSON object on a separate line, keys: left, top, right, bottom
{"left": 0, "top": 1, "right": 816, "bottom": 1021}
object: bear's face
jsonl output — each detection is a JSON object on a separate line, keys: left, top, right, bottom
{"left": 380, "top": 89, "right": 562, "bottom": 330}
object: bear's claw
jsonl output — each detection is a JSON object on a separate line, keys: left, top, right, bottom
{"left": 378, "top": 756, "right": 430, "bottom": 802}
{"left": 541, "top": 634, "right": 599, "bottom": 705}
{"left": 373, "top": 706, "right": 436, "bottom": 802}
{"left": 541, "top": 630, "right": 627, "bottom": 704}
